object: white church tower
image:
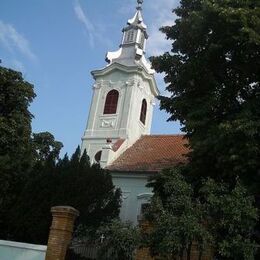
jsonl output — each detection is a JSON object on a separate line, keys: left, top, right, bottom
{"left": 81, "top": 0, "right": 159, "bottom": 167}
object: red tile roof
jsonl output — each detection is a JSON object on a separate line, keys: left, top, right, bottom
{"left": 107, "top": 135, "right": 189, "bottom": 172}
{"left": 112, "top": 139, "right": 125, "bottom": 152}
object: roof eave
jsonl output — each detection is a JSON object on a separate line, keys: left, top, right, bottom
{"left": 108, "top": 169, "right": 158, "bottom": 175}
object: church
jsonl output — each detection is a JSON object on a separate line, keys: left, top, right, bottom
{"left": 81, "top": 0, "right": 188, "bottom": 225}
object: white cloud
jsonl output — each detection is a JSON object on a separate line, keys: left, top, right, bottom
{"left": 74, "top": 0, "right": 95, "bottom": 47}
{"left": 118, "top": 0, "right": 134, "bottom": 15}
{"left": 146, "top": 29, "right": 171, "bottom": 57}
{"left": 74, "top": 0, "right": 113, "bottom": 49}
{"left": 0, "top": 20, "right": 37, "bottom": 61}
{"left": 146, "top": 0, "right": 179, "bottom": 57}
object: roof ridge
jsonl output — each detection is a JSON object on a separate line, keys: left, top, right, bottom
{"left": 142, "top": 134, "right": 186, "bottom": 137}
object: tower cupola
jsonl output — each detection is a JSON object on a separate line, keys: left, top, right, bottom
{"left": 106, "top": 0, "right": 153, "bottom": 74}
{"left": 121, "top": 0, "right": 148, "bottom": 52}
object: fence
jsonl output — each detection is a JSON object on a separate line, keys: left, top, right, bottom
{"left": 65, "top": 241, "right": 100, "bottom": 260}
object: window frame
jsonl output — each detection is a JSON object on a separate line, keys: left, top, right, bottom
{"left": 103, "top": 89, "right": 119, "bottom": 115}
{"left": 94, "top": 151, "right": 102, "bottom": 163}
{"left": 125, "top": 29, "right": 135, "bottom": 43}
{"left": 140, "top": 99, "right": 147, "bottom": 125}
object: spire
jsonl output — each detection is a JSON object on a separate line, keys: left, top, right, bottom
{"left": 121, "top": 0, "right": 147, "bottom": 47}
{"left": 105, "top": 0, "right": 154, "bottom": 74}
{"left": 127, "top": 0, "right": 147, "bottom": 30}
{"left": 136, "top": 0, "right": 143, "bottom": 11}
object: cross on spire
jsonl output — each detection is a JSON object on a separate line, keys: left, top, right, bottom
{"left": 136, "top": 0, "right": 144, "bottom": 10}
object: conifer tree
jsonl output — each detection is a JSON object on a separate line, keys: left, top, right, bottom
{"left": 8, "top": 147, "right": 121, "bottom": 244}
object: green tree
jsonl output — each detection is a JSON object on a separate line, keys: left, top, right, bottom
{"left": 150, "top": 0, "right": 260, "bottom": 187}
{"left": 147, "top": 169, "right": 258, "bottom": 259}
{"left": 32, "top": 132, "right": 63, "bottom": 163}
{"left": 0, "top": 66, "right": 36, "bottom": 237}
{"left": 96, "top": 219, "right": 140, "bottom": 260}
{"left": 8, "top": 147, "right": 121, "bottom": 244}
{"left": 147, "top": 168, "right": 212, "bottom": 259}
{"left": 199, "top": 178, "right": 258, "bottom": 259}
{"left": 150, "top": 1, "right": 260, "bottom": 257}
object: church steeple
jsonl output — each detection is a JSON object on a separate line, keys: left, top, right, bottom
{"left": 82, "top": 0, "right": 159, "bottom": 167}
{"left": 106, "top": 0, "right": 152, "bottom": 73}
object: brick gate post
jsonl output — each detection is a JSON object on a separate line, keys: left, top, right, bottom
{"left": 45, "top": 206, "right": 79, "bottom": 260}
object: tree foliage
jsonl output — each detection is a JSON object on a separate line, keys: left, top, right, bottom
{"left": 7, "top": 147, "right": 121, "bottom": 244}
{"left": 0, "top": 66, "right": 36, "bottom": 237}
{"left": 0, "top": 66, "right": 35, "bottom": 165}
{"left": 96, "top": 219, "right": 140, "bottom": 260}
{"left": 199, "top": 178, "right": 258, "bottom": 259}
{"left": 150, "top": 0, "right": 260, "bottom": 186}
{"left": 147, "top": 168, "right": 258, "bottom": 259}
{"left": 32, "top": 132, "right": 63, "bottom": 163}
{"left": 147, "top": 169, "right": 211, "bottom": 259}
{"left": 150, "top": 1, "right": 260, "bottom": 257}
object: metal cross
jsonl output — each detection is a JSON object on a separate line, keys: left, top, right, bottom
{"left": 136, "top": 0, "right": 144, "bottom": 10}
{"left": 100, "top": 234, "right": 105, "bottom": 243}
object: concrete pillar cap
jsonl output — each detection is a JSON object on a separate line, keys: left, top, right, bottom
{"left": 51, "top": 206, "right": 79, "bottom": 216}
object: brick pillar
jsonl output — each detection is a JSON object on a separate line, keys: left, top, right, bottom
{"left": 45, "top": 206, "right": 79, "bottom": 260}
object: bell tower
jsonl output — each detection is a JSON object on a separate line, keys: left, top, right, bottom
{"left": 81, "top": 0, "right": 159, "bottom": 167}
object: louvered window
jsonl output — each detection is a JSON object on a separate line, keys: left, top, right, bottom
{"left": 103, "top": 90, "right": 119, "bottom": 114}
{"left": 140, "top": 33, "right": 145, "bottom": 49}
{"left": 125, "top": 30, "right": 135, "bottom": 43}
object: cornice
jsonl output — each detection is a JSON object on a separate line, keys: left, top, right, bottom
{"left": 91, "top": 62, "right": 160, "bottom": 96}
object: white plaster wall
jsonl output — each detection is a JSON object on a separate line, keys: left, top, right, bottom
{"left": 126, "top": 74, "right": 154, "bottom": 143}
{"left": 82, "top": 69, "right": 155, "bottom": 166}
{"left": 112, "top": 173, "right": 154, "bottom": 225}
{"left": 0, "top": 240, "right": 46, "bottom": 260}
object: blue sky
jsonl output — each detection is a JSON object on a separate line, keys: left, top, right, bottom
{"left": 0, "top": 0, "right": 181, "bottom": 156}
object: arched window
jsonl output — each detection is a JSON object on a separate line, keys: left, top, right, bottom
{"left": 103, "top": 90, "right": 119, "bottom": 114}
{"left": 140, "top": 99, "right": 147, "bottom": 125}
{"left": 94, "top": 151, "right": 102, "bottom": 163}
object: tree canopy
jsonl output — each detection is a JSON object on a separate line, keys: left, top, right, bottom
{"left": 8, "top": 147, "right": 121, "bottom": 244}
{"left": 147, "top": 168, "right": 258, "bottom": 259}
{"left": 150, "top": 0, "right": 260, "bottom": 186}
{"left": 0, "top": 66, "right": 36, "bottom": 237}
{"left": 148, "top": 0, "right": 260, "bottom": 258}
